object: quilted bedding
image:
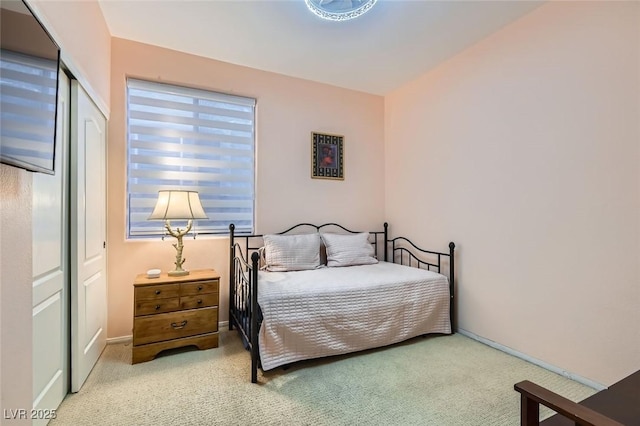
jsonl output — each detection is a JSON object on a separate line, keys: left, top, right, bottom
{"left": 257, "top": 261, "right": 451, "bottom": 371}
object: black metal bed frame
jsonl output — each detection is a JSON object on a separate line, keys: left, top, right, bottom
{"left": 228, "top": 222, "right": 455, "bottom": 383}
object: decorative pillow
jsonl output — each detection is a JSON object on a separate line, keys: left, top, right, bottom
{"left": 262, "top": 233, "right": 321, "bottom": 272}
{"left": 320, "top": 232, "right": 378, "bottom": 267}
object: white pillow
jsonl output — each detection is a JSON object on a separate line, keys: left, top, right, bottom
{"left": 262, "top": 233, "right": 321, "bottom": 272}
{"left": 320, "top": 232, "right": 378, "bottom": 267}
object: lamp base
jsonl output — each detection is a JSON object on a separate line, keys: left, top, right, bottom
{"left": 168, "top": 269, "right": 189, "bottom": 277}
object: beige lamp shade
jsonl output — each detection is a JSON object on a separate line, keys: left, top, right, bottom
{"left": 148, "top": 190, "right": 208, "bottom": 220}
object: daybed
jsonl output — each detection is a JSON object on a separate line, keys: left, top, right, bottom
{"left": 229, "top": 222, "right": 455, "bottom": 383}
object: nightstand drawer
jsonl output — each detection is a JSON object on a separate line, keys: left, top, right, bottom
{"left": 181, "top": 280, "right": 218, "bottom": 296}
{"left": 135, "top": 298, "right": 180, "bottom": 316}
{"left": 133, "top": 307, "right": 218, "bottom": 345}
{"left": 136, "top": 284, "right": 180, "bottom": 300}
{"left": 180, "top": 293, "right": 219, "bottom": 310}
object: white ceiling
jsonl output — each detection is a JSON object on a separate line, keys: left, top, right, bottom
{"left": 98, "top": 0, "right": 543, "bottom": 95}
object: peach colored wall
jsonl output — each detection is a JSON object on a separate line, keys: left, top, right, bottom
{"left": 385, "top": 2, "right": 639, "bottom": 386}
{"left": 29, "top": 0, "right": 111, "bottom": 114}
{"left": 108, "top": 38, "right": 385, "bottom": 338}
{"left": 0, "top": 166, "right": 33, "bottom": 424}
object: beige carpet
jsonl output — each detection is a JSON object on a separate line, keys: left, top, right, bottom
{"left": 51, "top": 331, "right": 596, "bottom": 425}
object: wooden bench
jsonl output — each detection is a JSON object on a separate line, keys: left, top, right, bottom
{"left": 514, "top": 370, "right": 639, "bottom": 426}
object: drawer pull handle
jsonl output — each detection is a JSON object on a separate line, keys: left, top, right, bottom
{"left": 197, "top": 299, "right": 203, "bottom": 304}
{"left": 197, "top": 285, "right": 203, "bottom": 291}
{"left": 171, "top": 320, "right": 188, "bottom": 330}
{"left": 155, "top": 304, "right": 161, "bottom": 310}
{"left": 155, "top": 290, "right": 161, "bottom": 295}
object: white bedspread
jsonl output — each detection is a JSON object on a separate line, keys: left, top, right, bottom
{"left": 257, "top": 261, "right": 451, "bottom": 371}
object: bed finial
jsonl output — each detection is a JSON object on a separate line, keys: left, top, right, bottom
{"left": 250, "top": 250, "right": 260, "bottom": 383}
{"left": 229, "top": 223, "right": 236, "bottom": 331}
{"left": 383, "top": 222, "right": 389, "bottom": 262}
{"left": 448, "top": 241, "right": 455, "bottom": 333}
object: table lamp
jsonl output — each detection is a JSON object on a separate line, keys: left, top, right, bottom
{"left": 148, "top": 190, "right": 208, "bottom": 276}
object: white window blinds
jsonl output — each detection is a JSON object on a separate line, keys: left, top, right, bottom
{"left": 126, "top": 78, "right": 255, "bottom": 238}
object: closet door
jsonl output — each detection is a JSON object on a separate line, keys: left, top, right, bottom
{"left": 32, "top": 71, "right": 70, "bottom": 423}
{"left": 70, "top": 81, "right": 107, "bottom": 392}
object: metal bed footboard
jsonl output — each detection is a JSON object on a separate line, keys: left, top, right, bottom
{"left": 228, "top": 224, "right": 262, "bottom": 383}
{"left": 388, "top": 236, "right": 456, "bottom": 332}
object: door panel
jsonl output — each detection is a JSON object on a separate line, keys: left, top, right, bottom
{"left": 83, "top": 272, "right": 106, "bottom": 348}
{"left": 32, "top": 70, "right": 69, "bottom": 425}
{"left": 70, "top": 81, "right": 107, "bottom": 392}
{"left": 33, "top": 293, "right": 63, "bottom": 397}
{"left": 83, "top": 119, "right": 103, "bottom": 261}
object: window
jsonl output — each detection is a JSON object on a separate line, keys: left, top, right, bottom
{"left": 126, "top": 79, "right": 255, "bottom": 238}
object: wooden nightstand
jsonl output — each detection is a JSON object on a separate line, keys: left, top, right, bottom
{"left": 132, "top": 269, "right": 219, "bottom": 364}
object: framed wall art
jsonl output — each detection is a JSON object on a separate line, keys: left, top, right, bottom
{"left": 311, "top": 132, "right": 344, "bottom": 180}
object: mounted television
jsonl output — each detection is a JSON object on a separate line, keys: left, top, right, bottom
{"left": 0, "top": 0, "right": 60, "bottom": 174}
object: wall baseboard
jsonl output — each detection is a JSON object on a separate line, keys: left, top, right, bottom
{"left": 106, "top": 335, "right": 132, "bottom": 345}
{"left": 457, "top": 328, "right": 606, "bottom": 391}
{"left": 106, "top": 321, "right": 231, "bottom": 346}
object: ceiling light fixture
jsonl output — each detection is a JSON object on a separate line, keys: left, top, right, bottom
{"left": 305, "top": 0, "right": 377, "bottom": 22}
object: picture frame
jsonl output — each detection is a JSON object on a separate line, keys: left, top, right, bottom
{"left": 311, "top": 132, "right": 344, "bottom": 180}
